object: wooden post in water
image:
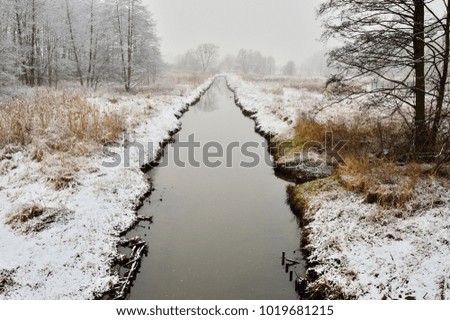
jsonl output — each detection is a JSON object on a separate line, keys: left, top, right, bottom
{"left": 285, "top": 263, "right": 289, "bottom": 273}
{"left": 282, "top": 252, "right": 286, "bottom": 266}
{"left": 289, "top": 271, "right": 294, "bottom": 282}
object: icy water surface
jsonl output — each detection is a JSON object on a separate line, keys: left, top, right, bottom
{"left": 127, "top": 78, "right": 304, "bottom": 299}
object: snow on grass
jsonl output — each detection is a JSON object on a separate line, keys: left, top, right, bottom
{"left": 225, "top": 74, "right": 295, "bottom": 137}
{"left": 301, "top": 179, "right": 450, "bottom": 300}
{"left": 0, "top": 77, "right": 214, "bottom": 299}
{"left": 225, "top": 74, "right": 409, "bottom": 139}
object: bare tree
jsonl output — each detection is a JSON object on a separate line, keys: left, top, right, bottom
{"left": 175, "top": 50, "right": 200, "bottom": 72}
{"left": 195, "top": 43, "right": 219, "bottom": 73}
{"left": 265, "top": 56, "right": 277, "bottom": 75}
{"left": 236, "top": 49, "right": 252, "bottom": 74}
{"left": 429, "top": 0, "right": 450, "bottom": 146}
{"left": 319, "top": 0, "right": 450, "bottom": 152}
{"left": 283, "top": 60, "right": 297, "bottom": 76}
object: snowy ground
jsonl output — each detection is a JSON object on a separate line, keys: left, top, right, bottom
{"left": 225, "top": 74, "right": 406, "bottom": 139}
{"left": 225, "top": 74, "right": 450, "bottom": 300}
{"left": 0, "top": 78, "right": 213, "bottom": 299}
{"left": 296, "top": 178, "right": 450, "bottom": 300}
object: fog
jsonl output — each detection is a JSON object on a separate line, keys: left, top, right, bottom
{"left": 142, "top": 0, "right": 326, "bottom": 65}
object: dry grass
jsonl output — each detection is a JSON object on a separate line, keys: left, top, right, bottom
{"left": 6, "top": 204, "right": 45, "bottom": 225}
{"left": 0, "top": 269, "right": 15, "bottom": 294}
{"left": 169, "top": 72, "right": 209, "bottom": 87}
{"left": 294, "top": 117, "right": 411, "bottom": 157}
{"left": 339, "top": 158, "right": 420, "bottom": 208}
{"left": 262, "top": 86, "right": 284, "bottom": 95}
{"left": 292, "top": 117, "right": 424, "bottom": 208}
{"left": 5, "top": 203, "right": 72, "bottom": 234}
{"left": 286, "top": 80, "right": 325, "bottom": 93}
{"left": 0, "top": 90, "right": 125, "bottom": 157}
{"left": 48, "top": 172, "right": 78, "bottom": 191}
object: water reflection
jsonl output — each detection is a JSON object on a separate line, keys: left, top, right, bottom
{"left": 127, "top": 78, "right": 305, "bottom": 300}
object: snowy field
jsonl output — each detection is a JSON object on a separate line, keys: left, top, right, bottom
{"left": 225, "top": 74, "right": 450, "bottom": 300}
{"left": 0, "top": 78, "right": 213, "bottom": 299}
{"left": 225, "top": 74, "right": 408, "bottom": 139}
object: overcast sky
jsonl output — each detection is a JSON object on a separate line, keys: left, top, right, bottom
{"left": 142, "top": 0, "right": 326, "bottom": 65}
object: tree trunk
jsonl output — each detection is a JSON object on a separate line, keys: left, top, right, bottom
{"left": 87, "top": 0, "right": 94, "bottom": 87}
{"left": 29, "top": 0, "right": 37, "bottom": 86}
{"left": 430, "top": 0, "right": 450, "bottom": 148}
{"left": 47, "top": 38, "right": 52, "bottom": 87}
{"left": 126, "top": 0, "right": 134, "bottom": 92}
{"left": 15, "top": 4, "right": 26, "bottom": 84}
{"left": 413, "top": 0, "right": 427, "bottom": 152}
{"left": 65, "top": 0, "right": 84, "bottom": 86}
{"left": 116, "top": 3, "right": 128, "bottom": 91}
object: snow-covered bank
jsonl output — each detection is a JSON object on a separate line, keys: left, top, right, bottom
{"left": 225, "top": 74, "right": 450, "bottom": 300}
{"left": 291, "top": 178, "right": 450, "bottom": 300}
{"left": 225, "top": 74, "right": 296, "bottom": 138}
{"left": 224, "top": 74, "right": 335, "bottom": 183}
{"left": 0, "top": 78, "right": 214, "bottom": 299}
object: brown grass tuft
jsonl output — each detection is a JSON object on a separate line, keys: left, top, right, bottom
{"left": 339, "top": 158, "right": 420, "bottom": 208}
{"left": 0, "top": 269, "right": 15, "bottom": 294}
{"left": 262, "top": 86, "right": 284, "bottom": 95}
{"left": 291, "top": 117, "right": 423, "bottom": 208}
{"left": 286, "top": 80, "right": 325, "bottom": 93}
{"left": 6, "top": 204, "right": 45, "bottom": 225}
{"left": 48, "top": 173, "right": 78, "bottom": 191}
{"left": 0, "top": 90, "right": 125, "bottom": 158}
{"left": 6, "top": 204, "right": 73, "bottom": 234}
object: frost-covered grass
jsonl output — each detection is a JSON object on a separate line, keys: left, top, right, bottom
{"left": 0, "top": 91, "right": 125, "bottom": 158}
{"left": 225, "top": 73, "right": 450, "bottom": 300}
{"left": 0, "top": 76, "right": 214, "bottom": 299}
{"left": 293, "top": 177, "right": 450, "bottom": 300}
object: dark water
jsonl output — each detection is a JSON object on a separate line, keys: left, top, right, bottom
{"left": 128, "top": 78, "right": 304, "bottom": 300}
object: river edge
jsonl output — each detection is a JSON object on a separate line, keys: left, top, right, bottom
{"left": 224, "top": 74, "right": 450, "bottom": 300}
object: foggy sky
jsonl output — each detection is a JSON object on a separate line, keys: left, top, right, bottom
{"left": 142, "top": 0, "right": 326, "bottom": 65}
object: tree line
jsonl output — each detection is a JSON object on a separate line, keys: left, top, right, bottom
{"left": 0, "top": 0, "right": 163, "bottom": 91}
{"left": 175, "top": 45, "right": 299, "bottom": 77}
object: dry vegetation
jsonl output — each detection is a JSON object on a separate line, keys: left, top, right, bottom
{"left": 6, "top": 204, "right": 45, "bottom": 226}
{"left": 290, "top": 117, "right": 446, "bottom": 208}
{"left": 261, "top": 79, "right": 327, "bottom": 95}
{"left": 0, "top": 90, "right": 125, "bottom": 158}
{"left": 5, "top": 203, "right": 72, "bottom": 234}
{"left": 0, "top": 269, "right": 15, "bottom": 294}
